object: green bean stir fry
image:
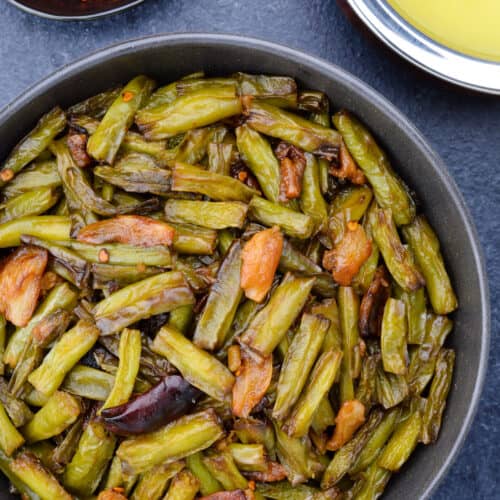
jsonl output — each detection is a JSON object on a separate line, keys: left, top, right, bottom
{"left": 0, "top": 72, "right": 457, "bottom": 500}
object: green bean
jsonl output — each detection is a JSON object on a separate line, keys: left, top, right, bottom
{"left": 186, "top": 452, "right": 222, "bottom": 496}
{"left": 68, "top": 87, "right": 122, "bottom": 118}
{"left": 378, "top": 409, "right": 421, "bottom": 471}
{"left": 50, "top": 417, "right": 84, "bottom": 472}
{"left": 203, "top": 451, "right": 248, "bottom": 490}
{"left": 51, "top": 140, "right": 118, "bottom": 218}
{"left": 0, "top": 378, "right": 33, "bottom": 427}
{"left": 0, "top": 449, "right": 40, "bottom": 499}
{"left": 235, "top": 124, "right": 281, "bottom": 203}
{"left": 240, "top": 274, "right": 316, "bottom": 356}
{"left": 92, "top": 263, "right": 165, "bottom": 290}
{"left": 175, "top": 126, "right": 214, "bottom": 165}
{"left": 0, "top": 107, "right": 66, "bottom": 186}
{"left": 23, "top": 388, "right": 48, "bottom": 407}
{"left": 408, "top": 314, "right": 453, "bottom": 394}
{"left": 394, "top": 284, "right": 427, "bottom": 345}
{"left": 355, "top": 355, "right": 379, "bottom": 411}
{"left": 402, "top": 215, "right": 457, "bottom": 314}
{"left": 175, "top": 77, "right": 237, "bottom": 96}
{"left": 28, "top": 320, "right": 100, "bottom": 397}
{"left": 2, "top": 160, "right": 60, "bottom": 200}
{"left": 273, "top": 313, "right": 329, "bottom": 421}
{"left": 273, "top": 421, "right": 324, "bottom": 484}
{"left": 121, "top": 132, "right": 176, "bottom": 166}
{"left": 376, "top": 366, "right": 409, "bottom": 409}
{"left": 233, "top": 418, "right": 276, "bottom": 459}
{"left": 350, "top": 408, "right": 400, "bottom": 474}
{"left": 62, "top": 365, "right": 113, "bottom": 400}
{"left": 164, "top": 470, "right": 200, "bottom": 500}
{"left": 208, "top": 141, "right": 235, "bottom": 176}
{"left": 172, "top": 163, "right": 259, "bottom": 202}
{"left": 165, "top": 200, "right": 248, "bottom": 229}
{"left": 22, "top": 391, "right": 81, "bottom": 443}
{"left": 381, "top": 298, "right": 408, "bottom": 375}
{"left": 7, "top": 335, "right": 42, "bottom": 397}
{"left": 333, "top": 111, "right": 415, "bottom": 225}
{"left": 353, "top": 461, "right": 392, "bottom": 500}
{"left": 63, "top": 420, "right": 116, "bottom": 496}
{"left": 218, "top": 228, "right": 236, "bottom": 255}
{"left": 0, "top": 215, "right": 71, "bottom": 248}
{"left": 152, "top": 326, "right": 234, "bottom": 401}
{"left": 117, "top": 409, "right": 224, "bottom": 474}
{"left": 228, "top": 443, "right": 267, "bottom": 472}
{"left": 421, "top": 349, "right": 455, "bottom": 444}
{"left": 94, "top": 153, "right": 171, "bottom": 195}
{"left": 136, "top": 87, "right": 242, "bottom": 140}
{"left": 338, "top": 286, "right": 361, "bottom": 403}
{"left": 144, "top": 81, "right": 178, "bottom": 110}
{"left": 310, "top": 299, "right": 342, "bottom": 352}
{"left": 100, "top": 329, "right": 141, "bottom": 412}
{"left": 0, "top": 187, "right": 59, "bottom": 223}
{"left": 87, "top": 76, "right": 155, "bottom": 163}
{"left": 11, "top": 452, "right": 72, "bottom": 500}
{"left": 236, "top": 73, "right": 298, "bottom": 107}
{"left": 131, "top": 460, "right": 184, "bottom": 500}
{"left": 369, "top": 205, "right": 424, "bottom": 292}
{"left": 244, "top": 101, "right": 341, "bottom": 158}
{"left": 94, "top": 271, "right": 195, "bottom": 335}
{"left": 104, "top": 455, "right": 138, "bottom": 494}
{"left": 321, "top": 409, "right": 384, "bottom": 488}
{"left": 311, "top": 396, "right": 336, "bottom": 436}
{"left": 4, "top": 282, "right": 77, "bottom": 369}
{"left": 257, "top": 481, "right": 340, "bottom": 500}
{"left": 171, "top": 223, "right": 218, "bottom": 255}
{"left": 62, "top": 239, "right": 172, "bottom": 266}
{"left": 0, "top": 401, "right": 24, "bottom": 455}
{"left": 248, "top": 196, "right": 315, "bottom": 239}
{"left": 168, "top": 304, "right": 194, "bottom": 335}
{"left": 300, "top": 153, "right": 328, "bottom": 231}
{"left": 285, "top": 350, "right": 342, "bottom": 438}
{"left": 193, "top": 241, "right": 243, "bottom": 350}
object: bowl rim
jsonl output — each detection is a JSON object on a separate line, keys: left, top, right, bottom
{"left": 6, "top": 0, "right": 145, "bottom": 21}
{"left": 346, "top": 0, "right": 500, "bottom": 95}
{"left": 0, "top": 32, "right": 491, "bottom": 499}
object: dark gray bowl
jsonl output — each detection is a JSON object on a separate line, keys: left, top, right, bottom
{"left": 0, "top": 34, "right": 489, "bottom": 499}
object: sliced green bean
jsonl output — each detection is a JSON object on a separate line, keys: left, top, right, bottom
{"left": 376, "top": 366, "right": 409, "bottom": 409}
{"left": 175, "top": 126, "right": 214, "bottom": 165}
{"left": 94, "top": 271, "right": 194, "bottom": 335}
{"left": 28, "top": 320, "right": 100, "bottom": 397}
{"left": 236, "top": 73, "right": 298, "bottom": 107}
{"left": 244, "top": 101, "right": 341, "bottom": 158}
{"left": 164, "top": 469, "right": 200, "bottom": 500}
{"left": 236, "top": 124, "right": 280, "bottom": 203}
{"left": 87, "top": 75, "right": 155, "bottom": 163}
{"left": 0, "top": 187, "right": 59, "bottom": 224}
{"left": 168, "top": 304, "right": 194, "bottom": 335}
{"left": 273, "top": 313, "right": 329, "bottom": 421}
{"left": 203, "top": 451, "right": 248, "bottom": 490}
{"left": 0, "top": 107, "right": 66, "bottom": 186}
{"left": 100, "top": 329, "right": 141, "bottom": 412}
{"left": 2, "top": 160, "right": 60, "bottom": 199}
{"left": 63, "top": 420, "right": 116, "bottom": 496}
{"left": 369, "top": 205, "right": 424, "bottom": 292}
{"left": 193, "top": 241, "right": 243, "bottom": 350}
{"left": 402, "top": 215, "right": 458, "bottom": 314}
{"left": 153, "top": 326, "right": 234, "bottom": 401}
{"left": 22, "top": 391, "right": 81, "bottom": 443}
{"left": 104, "top": 455, "right": 138, "bottom": 494}
{"left": 249, "top": 196, "right": 315, "bottom": 239}
{"left": 165, "top": 200, "right": 248, "bottom": 229}
{"left": 171, "top": 223, "right": 217, "bottom": 255}
{"left": 68, "top": 87, "right": 122, "bottom": 118}
{"left": 285, "top": 350, "right": 342, "bottom": 438}
{"left": 228, "top": 443, "right": 267, "bottom": 472}
{"left": 131, "top": 460, "right": 184, "bottom": 500}
{"left": 381, "top": 298, "right": 408, "bottom": 375}
{"left": 421, "top": 349, "right": 455, "bottom": 444}
{"left": 240, "top": 274, "right": 315, "bottom": 356}
{"left": 117, "top": 409, "right": 224, "bottom": 474}
{"left": 0, "top": 378, "right": 33, "bottom": 427}
{"left": 0, "top": 401, "right": 24, "bottom": 456}
{"left": 395, "top": 285, "right": 427, "bottom": 345}
{"left": 186, "top": 452, "right": 222, "bottom": 496}
{"left": 136, "top": 87, "right": 242, "bottom": 140}
{"left": 300, "top": 153, "right": 328, "bottom": 231}
{"left": 333, "top": 111, "right": 415, "bottom": 226}
{"left": 353, "top": 461, "right": 392, "bottom": 500}
{"left": 172, "top": 162, "right": 259, "bottom": 202}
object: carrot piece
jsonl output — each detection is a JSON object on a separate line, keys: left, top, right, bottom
{"left": 77, "top": 215, "right": 175, "bottom": 247}
{"left": 241, "top": 226, "right": 283, "bottom": 303}
{"left": 232, "top": 345, "right": 273, "bottom": 418}
{"left": 326, "top": 399, "right": 366, "bottom": 451}
{"left": 0, "top": 246, "right": 48, "bottom": 326}
{"left": 323, "top": 221, "right": 372, "bottom": 286}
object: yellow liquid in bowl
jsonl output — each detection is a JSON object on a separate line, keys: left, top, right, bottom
{"left": 387, "top": 0, "right": 500, "bottom": 62}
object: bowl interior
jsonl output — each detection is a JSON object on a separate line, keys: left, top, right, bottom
{"left": 0, "top": 34, "right": 489, "bottom": 500}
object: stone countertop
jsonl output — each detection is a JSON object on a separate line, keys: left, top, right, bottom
{"left": 1, "top": 0, "right": 499, "bottom": 498}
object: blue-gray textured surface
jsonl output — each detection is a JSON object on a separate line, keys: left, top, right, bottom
{"left": 0, "top": 0, "right": 498, "bottom": 498}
